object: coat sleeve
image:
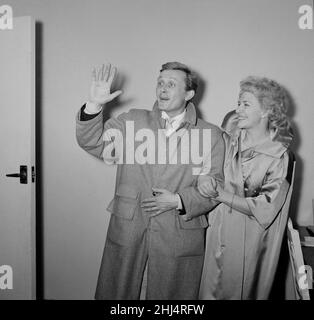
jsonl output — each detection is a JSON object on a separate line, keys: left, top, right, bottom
{"left": 245, "top": 152, "right": 290, "bottom": 229}
{"left": 177, "top": 127, "right": 225, "bottom": 219}
{"left": 75, "top": 104, "right": 128, "bottom": 162}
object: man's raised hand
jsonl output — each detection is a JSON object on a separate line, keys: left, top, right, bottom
{"left": 86, "top": 63, "right": 122, "bottom": 113}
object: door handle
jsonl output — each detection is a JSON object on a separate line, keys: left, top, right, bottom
{"left": 6, "top": 165, "right": 28, "bottom": 184}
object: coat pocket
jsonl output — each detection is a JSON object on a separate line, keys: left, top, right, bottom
{"left": 106, "top": 184, "right": 140, "bottom": 221}
{"left": 174, "top": 215, "right": 207, "bottom": 257}
{"left": 106, "top": 184, "right": 140, "bottom": 246}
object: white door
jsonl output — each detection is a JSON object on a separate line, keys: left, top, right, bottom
{"left": 0, "top": 16, "right": 36, "bottom": 300}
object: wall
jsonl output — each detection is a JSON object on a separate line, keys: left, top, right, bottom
{"left": 7, "top": 0, "right": 314, "bottom": 299}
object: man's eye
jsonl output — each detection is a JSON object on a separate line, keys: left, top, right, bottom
{"left": 244, "top": 103, "right": 250, "bottom": 107}
{"left": 168, "top": 82, "right": 175, "bottom": 88}
{"left": 158, "top": 81, "right": 163, "bottom": 86}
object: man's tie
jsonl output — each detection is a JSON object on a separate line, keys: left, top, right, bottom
{"left": 161, "top": 112, "right": 175, "bottom": 137}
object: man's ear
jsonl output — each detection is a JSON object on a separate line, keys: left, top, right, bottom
{"left": 185, "top": 90, "right": 195, "bottom": 102}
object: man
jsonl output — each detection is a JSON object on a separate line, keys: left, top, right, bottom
{"left": 76, "top": 62, "right": 224, "bottom": 299}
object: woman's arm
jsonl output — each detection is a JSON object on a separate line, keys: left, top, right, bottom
{"left": 215, "top": 184, "right": 253, "bottom": 216}
{"left": 216, "top": 153, "right": 290, "bottom": 229}
{"left": 197, "top": 176, "right": 252, "bottom": 215}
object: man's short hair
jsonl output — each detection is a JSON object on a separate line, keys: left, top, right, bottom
{"left": 160, "top": 62, "right": 198, "bottom": 93}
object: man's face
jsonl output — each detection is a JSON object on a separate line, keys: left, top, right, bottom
{"left": 156, "top": 69, "right": 193, "bottom": 117}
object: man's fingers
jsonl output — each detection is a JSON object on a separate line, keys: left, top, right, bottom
{"left": 141, "top": 200, "right": 157, "bottom": 208}
{"left": 141, "top": 198, "right": 155, "bottom": 203}
{"left": 92, "top": 68, "right": 97, "bottom": 82}
{"left": 141, "top": 203, "right": 156, "bottom": 209}
{"left": 109, "top": 90, "right": 122, "bottom": 101}
{"left": 101, "top": 64, "right": 105, "bottom": 81}
{"left": 97, "top": 66, "right": 103, "bottom": 82}
{"left": 103, "top": 63, "right": 111, "bottom": 81}
{"left": 151, "top": 188, "right": 167, "bottom": 194}
{"left": 107, "top": 66, "right": 117, "bottom": 85}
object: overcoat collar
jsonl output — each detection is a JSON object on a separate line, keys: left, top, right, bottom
{"left": 152, "top": 101, "right": 197, "bottom": 126}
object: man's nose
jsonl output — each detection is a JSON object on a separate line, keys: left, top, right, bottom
{"left": 160, "top": 86, "right": 168, "bottom": 93}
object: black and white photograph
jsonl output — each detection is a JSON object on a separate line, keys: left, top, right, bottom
{"left": 0, "top": 0, "right": 313, "bottom": 309}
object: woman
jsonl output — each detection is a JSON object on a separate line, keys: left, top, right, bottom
{"left": 198, "top": 76, "right": 294, "bottom": 300}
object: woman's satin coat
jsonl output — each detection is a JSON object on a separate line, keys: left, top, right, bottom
{"left": 199, "top": 129, "right": 294, "bottom": 299}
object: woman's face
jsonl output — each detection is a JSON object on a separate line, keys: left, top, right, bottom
{"left": 236, "top": 91, "right": 266, "bottom": 129}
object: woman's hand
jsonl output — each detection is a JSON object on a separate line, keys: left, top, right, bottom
{"left": 141, "top": 188, "right": 179, "bottom": 217}
{"left": 197, "top": 175, "right": 219, "bottom": 198}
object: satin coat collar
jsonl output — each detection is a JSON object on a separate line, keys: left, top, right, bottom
{"left": 229, "top": 129, "right": 289, "bottom": 160}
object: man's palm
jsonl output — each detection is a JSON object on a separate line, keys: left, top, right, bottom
{"left": 89, "top": 63, "right": 122, "bottom": 106}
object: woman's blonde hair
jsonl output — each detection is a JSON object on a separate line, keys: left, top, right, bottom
{"left": 240, "top": 76, "right": 293, "bottom": 145}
